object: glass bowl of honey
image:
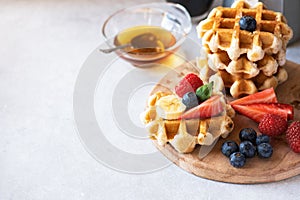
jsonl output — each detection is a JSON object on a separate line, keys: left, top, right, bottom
{"left": 101, "top": 2, "right": 192, "bottom": 64}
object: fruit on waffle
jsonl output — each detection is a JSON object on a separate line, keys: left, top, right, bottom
{"left": 196, "top": 0, "right": 293, "bottom": 98}
{"left": 141, "top": 73, "right": 235, "bottom": 153}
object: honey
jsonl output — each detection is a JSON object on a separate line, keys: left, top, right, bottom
{"left": 114, "top": 25, "right": 176, "bottom": 55}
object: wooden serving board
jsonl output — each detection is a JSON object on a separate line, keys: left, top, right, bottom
{"left": 150, "top": 60, "right": 300, "bottom": 184}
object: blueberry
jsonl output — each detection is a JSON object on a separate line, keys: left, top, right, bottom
{"left": 230, "top": 152, "right": 246, "bottom": 168}
{"left": 239, "top": 128, "right": 257, "bottom": 143}
{"left": 239, "top": 141, "right": 256, "bottom": 158}
{"left": 182, "top": 92, "right": 198, "bottom": 109}
{"left": 256, "top": 135, "right": 270, "bottom": 145}
{"left": 257, "top": 143, "right": 273, "bottom": 158}
{"left": 221, "top": 140, "right": 239, "bottom": 157}
{"left": 239, "top": 16, "right": 256, "bottom": 32}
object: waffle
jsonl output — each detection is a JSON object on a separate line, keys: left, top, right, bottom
{"left": 208, "top": 51, "right": 279, "bottom": 79}
{"left": 197, "top": 0, "right": 292, "bottom": 98}
{"left": 141, "top": 91, "right": 235, "bottom": 153}
{"left": 198, "top": 48, "right": 287, "bottom": 98}
{"left": 197, "top": 0, "right": 293, "bottom": 62}
{"left": 218, "top": 67, "right": 288, "bottom": 98}
{"left": 145, "top": 114, "right": 234, "bottom": 153}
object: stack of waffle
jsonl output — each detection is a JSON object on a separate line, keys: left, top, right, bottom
{"left": 197, "top": 0, "right": 293, "bottom": 98}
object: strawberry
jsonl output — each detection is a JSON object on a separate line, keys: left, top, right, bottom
{"left": 179, "top": 95, "right": 224, "bottom": 119}
{"left": 258, "top": 114, "right": 288, "bottom": 137}
{"left": 286, "top": 121, "right": 300, "bottom": 153}
{"left": 232, "top": 103, "right": 294, "bottom": 123}
{"left": 230, "top": 88, "right": 277, "bottom": 105}
{"left": 175, "top": 73, "right": 203, "bottom": 97}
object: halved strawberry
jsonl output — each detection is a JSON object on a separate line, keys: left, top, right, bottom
{"left": 230, "top": 88, "right": 277, "bottom": 105}
{"left": 179, "top": 95, "right": 224, "bottom": 119}
{"left": 232, "top": 103, "right": 294, "bottom": 123}
{"left": 175, "top": 73, "right": 203, "bottom": 97}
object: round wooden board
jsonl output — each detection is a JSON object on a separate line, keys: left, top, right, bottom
{"left": 150, "top": 60, "right": 300, "bottom": 184}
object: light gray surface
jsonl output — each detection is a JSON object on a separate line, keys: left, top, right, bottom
{"left": 1, "top": 0, "right": 300, "bottom": 199}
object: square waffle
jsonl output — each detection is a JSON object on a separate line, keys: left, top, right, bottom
{"left": 218, "top": 67, "right": 288, "bottom": 98}
{"left": 208, "top": 51, "right": 279, "bottom": 79}
{"left": 141, "top": 90, "right": 235, "bottom": 153}
{"left": 197, "top": 0, "right": 293, "bottom": 62}
{"left": 145, "top": 115, "right": 234, "bottom": 153}
{"left": 197, "top": 50, "right": 288, "bottom": 98}
{"left": 197, "top": 0, "right": 293, "bottom": 98}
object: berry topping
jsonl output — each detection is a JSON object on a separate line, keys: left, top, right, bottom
{"left": 230, "top": 152, "right": 246, "bottom": 168}
{"left": 239, "top": 128, "right": 257, "bottom": 144}
{"left": 175, "top": 73, "right": 203, "bottom": 97}
{"left": 221, "top": 140, "right": 239, "bottom": 157}
{"left": 257, "top": 143, "right": 273, "bottom": 158}
{"left": 180, "top": 95, "right": 224, "bottom": 119}
{"left": 232, "top": 103, "right": 294, "bottom": 123}
{"left": 239, "top": 141, "right": 256, "bottom": 158}
{"left": 196, "top": 82, "right": 213, "bottom": 102}
{"left": 182, "top": 92, "right": 199, "bottom": 109}
{"left": 256, "top": 135, "right": 270, "bottom": 145}
{"left": 286, "top": 121, "right": 300, "bottom": 153}
{"left": 258, "top": 114, "right": 288, "bottom": 137}
{"left": 239, "top": 16, "right": 256, "bottom": 32}
{"left": 230, "top": 88, "right": 277, "bottom": 106}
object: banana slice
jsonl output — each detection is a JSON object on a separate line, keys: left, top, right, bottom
{"left": 141, "top": 91, "right": 171, "bottom": 124}
{"left": 156, "top": 95, "right": 186, "bottom": 120}
{"left": 147, "top": 91, "right": 169, "bottom": 107}
{"left": 145, "top": 119, "right": 168, "bottom": 145}
{"left": 198, "top": 132, "right": 214, "bottom": 146}
{"left": 169, "top": 121, "right": 196, "bottom": 153}
{"left": 209, "top": 73, "right": 225, "bottom": 95}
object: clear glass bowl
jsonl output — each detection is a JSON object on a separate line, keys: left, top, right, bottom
{"left": 101, "top": 2, "right": 192, "bottom": 63}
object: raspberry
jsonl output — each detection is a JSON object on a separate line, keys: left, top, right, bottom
{"left": 175, "top": 73, "right": 203, "bottom": 97}
{"left": 258, "top": 114, "right": 288, "bottom": 137}
{"left": 286, "top": 121, "right": 300, "bottom": 153}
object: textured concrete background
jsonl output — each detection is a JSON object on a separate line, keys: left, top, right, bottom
{"left": 1, "top": 0, "right": 300, "bottom": 199}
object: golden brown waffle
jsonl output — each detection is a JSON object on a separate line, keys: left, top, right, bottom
{"left": 198, "top": 47, "right": 288, "bottom": 98}
{"left": 141, "top": 90, "right": 235, "bottom": 153}
{"left": 145, "top": 115, "right": 234, "bottom": 153}
{"left": 197, "top": 0, "right": 293, "bottom": 62}
{"left": 208, "top": 51, "right": 279, "bottom": 79}
{"left": 218, "top": 67, "right": 288, "bottom": 98}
